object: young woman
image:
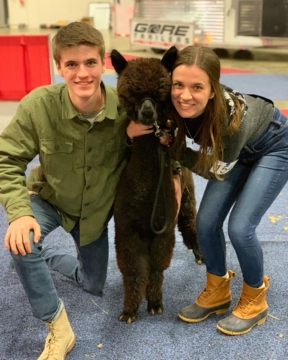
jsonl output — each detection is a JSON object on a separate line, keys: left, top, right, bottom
{"left": 169, "top": 45, "right": 288, "bottom": 335}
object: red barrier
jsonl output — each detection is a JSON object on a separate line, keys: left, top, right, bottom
{"left": 0, "top": 35, "right": 52, "bottom": 100}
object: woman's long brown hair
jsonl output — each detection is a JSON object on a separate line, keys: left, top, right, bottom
{"left": 172, "top": 46, "right": 242, "bottom": 179}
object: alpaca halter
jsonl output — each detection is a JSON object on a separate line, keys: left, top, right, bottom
{"left": 154, "top": 120, "right": 165, "bottom": 137}
{"left": 154, "top": 120, "right": 178, "bottom": 148}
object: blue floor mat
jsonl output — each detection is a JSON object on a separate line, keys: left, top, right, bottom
{"left": 1, "top": 169, "right": 287, "bottom": 360}
{"left": 220, "top": 74, "right": 288, "bottom": 101}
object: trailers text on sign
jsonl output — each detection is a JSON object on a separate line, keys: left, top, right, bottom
{"left": 130, "top": 19, "right": 194, "bottom": 49}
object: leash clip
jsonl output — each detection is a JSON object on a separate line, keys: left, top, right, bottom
{"left": 154, "top": 121, "right": 164, "bottom": 137}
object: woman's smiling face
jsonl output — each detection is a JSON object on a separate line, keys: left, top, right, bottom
{"left": 171, "top": 64, "right": 214, "bottom": 118}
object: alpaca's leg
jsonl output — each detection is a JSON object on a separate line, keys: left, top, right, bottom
{"left": 116, "top": 232, "right": 149, "bottom": 323}
{"left": 178, "top": 170, "right": 203, "bottom": 264}
{"left": 146, "top": 232, "right": 175, "bottom": 314}
{"left": 146, "top": 269, "right": 164, "bottom": 315}
{"left": 120, "top": 270, "right": 149, "bottom": 323}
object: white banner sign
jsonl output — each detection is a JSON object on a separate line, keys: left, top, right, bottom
{"left": 130, "top": 19, "right": 194, "bottom": 49}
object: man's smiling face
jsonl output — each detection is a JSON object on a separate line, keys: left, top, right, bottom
{"left": 56, "top": 45, "right": 105, "bottom": 111}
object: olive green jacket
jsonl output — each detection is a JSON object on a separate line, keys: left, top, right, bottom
{"left": 0, "top": 82, "right": 129, "bottom": 246}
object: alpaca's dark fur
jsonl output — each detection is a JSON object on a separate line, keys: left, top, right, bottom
{"left": 111, "top": 47, "right": 203, "bottom": 323}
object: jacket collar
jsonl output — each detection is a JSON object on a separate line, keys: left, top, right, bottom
{"left": 222, "top": 85, "right": 248, "bottom": 118}
{"left": 61, "top": 82, "right": 120, "bottom": 122}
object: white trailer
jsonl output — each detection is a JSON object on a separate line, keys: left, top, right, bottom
{"left": 130, "top": 0, "right": 288, "bottom": 55}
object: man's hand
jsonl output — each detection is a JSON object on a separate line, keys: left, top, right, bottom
{"left": 126, "top": 120, "right": 154, "bottom": 140}
{"left": 173, "top": 175, "right": 181, "bottom": 218}
{"left": 4, "top": 216, "right": 41, "bottom": 256}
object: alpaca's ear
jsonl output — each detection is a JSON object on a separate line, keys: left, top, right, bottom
{"left": 110, "top": 49, "right": 128, "bottom": 75}
{"left": 161, "top": 46, "right": 178, "bottom": 72}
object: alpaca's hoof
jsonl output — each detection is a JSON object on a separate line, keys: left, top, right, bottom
{"left": 147, "top": 302, "right": 163, "bottom": 315}
{"left": 197, "top": 258, "right": 204, "bottom": 265}
{"left": 149, "top": 307, "right": 163, "bottom": 315}
{"left": 118, "top": 311, "right": 137, "bottom": 324}
{"left": 193, "top": 250, "right": 204, "bottom": 265}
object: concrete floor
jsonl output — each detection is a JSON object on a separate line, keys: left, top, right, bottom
{"left": 0, "top": 27, "right": 288, "bottom": 133}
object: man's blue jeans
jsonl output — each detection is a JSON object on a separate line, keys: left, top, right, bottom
{"left": 10, "top": 194, "right": 108, "bottom": 322}
{"left": 197, "top": 107, "right": 288, "bottom": 287}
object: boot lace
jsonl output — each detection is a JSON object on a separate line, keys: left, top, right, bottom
{"left": 197, "top": 286, "right": 212, "bottom": 301}
{"left": 43, "top": 325, "right": 60, "bottom": 359}
{"left": 235, "top": 295, "right": 255, "bottom": 315}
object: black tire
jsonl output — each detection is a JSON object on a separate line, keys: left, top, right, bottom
{"left": 213, "top": 48, "right": 230, "bottom": 59}
{"left": 151, "top": 48, "right": 166, "bottom": 54}
{"left": 233, "top": 50, "right": 253, "bottom": 60}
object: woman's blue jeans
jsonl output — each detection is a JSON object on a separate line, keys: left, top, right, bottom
{"left": 10, "top": 194, "right": 108, "bottom": 322}
{"left": 197, "top": 107, "right": 288, "bottom": 287}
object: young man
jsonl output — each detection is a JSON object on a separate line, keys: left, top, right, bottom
{"left": 0, "top": 22, "right": 133, "bottom": 360}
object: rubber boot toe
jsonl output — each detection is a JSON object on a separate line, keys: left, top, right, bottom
{"left": 217, "top": 308, "right": 268, "bottom": 335}
{"left": 178, "top": 300, "right": 231, "bottom": 323}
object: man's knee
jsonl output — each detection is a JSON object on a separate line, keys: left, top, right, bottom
{"left": 82, "top": 281, "right": 105, "bottom": 296}
{"left": 10, "top": 234, "right": 41, "bottom": 263}
{"left": 80, "top": 271, "right": 107, "bottom": 296}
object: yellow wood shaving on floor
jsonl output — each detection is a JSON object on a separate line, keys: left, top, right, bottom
{"left": 268, "top": 215, "right": 282, "bottom": 223}
{"left": 267, "top": 313, "right": 280, "bottom": 320}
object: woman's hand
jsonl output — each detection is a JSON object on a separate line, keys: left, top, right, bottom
{"left": 159, "top": 132, "right": 173, "bottom": 146}
{"left": 159, "top": 120, "right": 175, "bottom": 146}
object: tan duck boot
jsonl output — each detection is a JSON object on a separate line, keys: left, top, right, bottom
{"left": 217, "top": 275, "right": 270, "bottom": 335}
{"left": 178, "top": 270, "right": 235, "bottom": 322}
{"left": 38, "top": 304, "right": 76, "bottom": 360}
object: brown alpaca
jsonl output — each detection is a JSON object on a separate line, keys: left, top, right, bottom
{"left": 111, "top": 47, "right": 203, "bottom": 324}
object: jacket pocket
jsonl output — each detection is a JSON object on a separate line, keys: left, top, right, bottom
{"left": 105, "top": 138, "right": 126, "bottom": 168}
{"left": 40, "top": 139, "right": 73, "bottom": 177}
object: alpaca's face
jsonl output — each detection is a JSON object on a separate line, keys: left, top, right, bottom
{"left": 117, "top": 57, "right": 171, "bottom": 128}
{"left": 137, "top": 98, "right": 158, "bottom": 126}
{"left": 111, "top": 48, "right": 178, "bottom": 129}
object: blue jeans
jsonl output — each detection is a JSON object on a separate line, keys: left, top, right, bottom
{"left": 10, "top": 194, "right": 108, "bottom": 322}
{"left": 197, "top": 107, "right": 288, "bottom": 287}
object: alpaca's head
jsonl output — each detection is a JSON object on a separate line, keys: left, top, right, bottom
{"left": 110, "top": 47, "right": 178, "bottom": 128}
